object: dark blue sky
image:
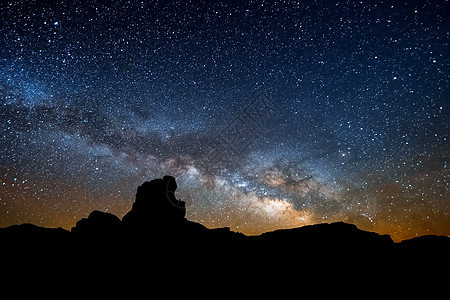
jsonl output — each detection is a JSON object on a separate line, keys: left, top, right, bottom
{"left": 1, "top": 0, "right": 448, "bottom": 240}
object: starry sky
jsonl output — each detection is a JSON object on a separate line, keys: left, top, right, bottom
{"left": 1, "top": 0, "right": 449, "bottom": 241}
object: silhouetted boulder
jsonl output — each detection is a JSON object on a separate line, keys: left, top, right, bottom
{"left": 71, "top": 210, "right": 122, "bottom": 234}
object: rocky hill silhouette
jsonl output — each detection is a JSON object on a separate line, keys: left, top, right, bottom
{"left": 1, "top": 175, "right": 449, "bottom": 270}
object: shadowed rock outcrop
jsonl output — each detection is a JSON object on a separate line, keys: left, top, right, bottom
{"left": 122, "top": 175, "right": 187, "bottom": 230}
{"left": 121, "top": 176, "right": 211, "bottom": 241}
{"left": 71, "top": 210, "right": 122, "bottom": 235}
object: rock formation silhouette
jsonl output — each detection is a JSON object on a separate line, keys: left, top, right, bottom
{"left": 71, "top": 175, "right": 243, "bottom": 245}
{"left": 122, "top": 175, "right": 189, "bottom": 231}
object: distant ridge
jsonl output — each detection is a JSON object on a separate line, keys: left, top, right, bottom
{"left": 0, "top": 223, "right": 69, "bottom": 235}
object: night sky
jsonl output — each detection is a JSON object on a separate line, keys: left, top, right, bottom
{"left": 1, "top": 0, "right": 449, "bottom": 241}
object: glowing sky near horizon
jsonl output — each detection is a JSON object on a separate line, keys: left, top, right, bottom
{"left": 0, "top": 0, "right": 449, "bottom": 241}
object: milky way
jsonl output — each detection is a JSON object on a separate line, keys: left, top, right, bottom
{"left": 1, "top": 0, "right": 449, "bottom": 241}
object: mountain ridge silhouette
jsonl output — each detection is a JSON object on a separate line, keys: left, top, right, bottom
{"left": 1, "top": 175, "right": 449, "bottom": 266}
